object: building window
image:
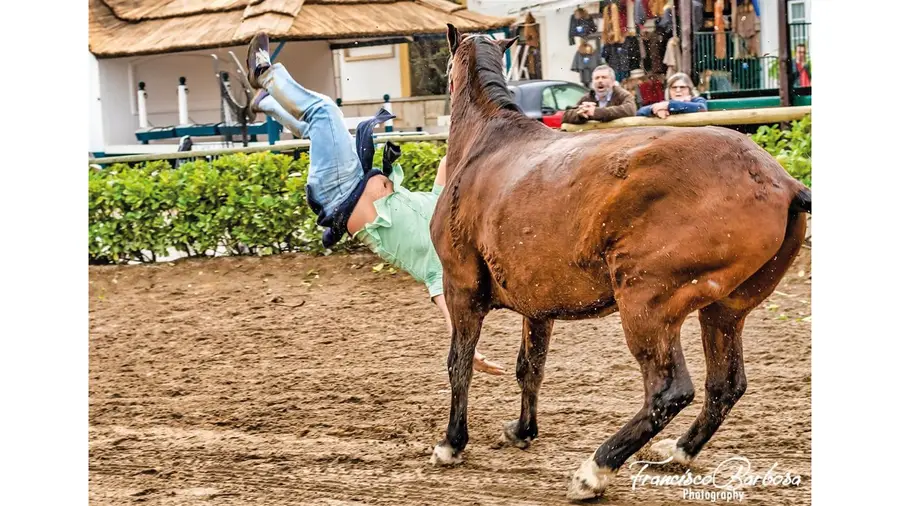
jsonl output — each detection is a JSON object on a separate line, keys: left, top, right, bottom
{"left": 408, "top": 39, "right": 449, "bottom": 96}
{"left": 788, "top": 1, "right": 807, "bottom": 23}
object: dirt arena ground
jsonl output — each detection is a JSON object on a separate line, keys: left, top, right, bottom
{"left": 89, "top": 248, "right": 811, "bottom": 505}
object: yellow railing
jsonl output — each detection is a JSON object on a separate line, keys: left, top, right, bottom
{"left": 561, "top": 106, "right": 811, "bottom": 132}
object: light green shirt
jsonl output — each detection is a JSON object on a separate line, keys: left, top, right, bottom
{"left": 353, "top": 164, "right": 445, "bottom": 297}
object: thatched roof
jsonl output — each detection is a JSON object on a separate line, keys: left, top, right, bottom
{"left": 89, "top": 0, "right": 514, "bottom": 58}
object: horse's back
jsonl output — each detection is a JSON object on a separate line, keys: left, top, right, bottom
{"left": 467, "top": 125, "right": 794, "bottom": 220}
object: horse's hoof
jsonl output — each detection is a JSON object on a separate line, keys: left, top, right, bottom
{"left": 647, "top": 438, "right": 693, "bottom": 467}
{"left": 501, "top": 420, "right": 534, "bottom": 449}
{"left": 566, "top": 458, "right": 613, "bottom": 502}
{"left": 430, "top": 442, "right": 464, "bottom": 466}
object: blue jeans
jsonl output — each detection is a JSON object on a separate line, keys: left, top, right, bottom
{"left": 258, "top": 63, "right": 363, "bottom": 217}
{"left": 256, "top": 94, "right": 309, "bottom": 139}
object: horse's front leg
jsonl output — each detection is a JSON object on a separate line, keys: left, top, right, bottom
{"left": 502, "top": 317, "right": 553, "bottom": 448}
{"left": 430, "top": 289, "right": 487, "bottom": 466}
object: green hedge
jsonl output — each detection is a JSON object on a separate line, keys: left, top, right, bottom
{"left": 88, "top": 143, "right": 446, "bottom": 264}
{"left": 751, "top": 115, "right": 812, "bottom": 187}
{"left": 89, "top": 121, "right": 809, "bottom": 264}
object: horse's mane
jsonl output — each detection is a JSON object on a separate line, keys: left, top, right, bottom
{"left": 471, "top": 37, "right": 522, "bottom": 114}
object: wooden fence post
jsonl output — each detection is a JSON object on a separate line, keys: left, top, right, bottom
{"left": 777, "top": 0, "right": 791, "bottom": 107}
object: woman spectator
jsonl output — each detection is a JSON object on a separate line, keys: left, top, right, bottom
{"left": 636, "top": 72, "right": 707, "bottom": 119}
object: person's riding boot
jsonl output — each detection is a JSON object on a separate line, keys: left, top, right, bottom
{"left": 250, "top": 89, "right": 269, "bottom": 115}
{"left": 246, "top": 32, "right": 271, "bottom": 89}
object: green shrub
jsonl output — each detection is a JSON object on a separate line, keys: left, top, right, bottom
{"left": 376, "top": 141, "right": 446, "bottom": 193}
{"left": 751, "top": 115, "right": 812, "bottom": 187}
{"left": 89, "top": 129, "right": 810, "bottom": 264}
{"left": 89, "top": 144, "right": 446, "bottom": 264}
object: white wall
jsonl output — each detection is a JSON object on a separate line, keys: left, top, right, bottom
{"left": 758, "top": 0, "right": 780, "bottom": 59}
{"left": 133, "top": 41, "right": 335, "bottom": 128}
{"left": 538, "top": 10, "right": 582, "bottom": 83}
{"left": 88, "top": 52, "right": 106, "bottom": 153}
{"left": 337, "top": 45, "right": 402, "bottom": 101}
{"left": 92, "top": 41, "right": 335, "bottom": 149}
{"left": 97, "top": 57, "right": 136, "bottom": 146}
{"left": 467, "top": 1, "right": 521, "bottom": 20}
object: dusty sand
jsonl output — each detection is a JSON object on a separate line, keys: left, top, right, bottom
{"left": 89, "top": 248, "right": 811, "bottom": 505}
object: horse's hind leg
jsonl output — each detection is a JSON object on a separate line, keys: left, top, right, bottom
{"left": 647, "top": 303, "right": 749, "bottom": 465}
{"left": 502, "top": 317, "right": 554, "bottom": 449}
{"left": 567, "top": 301, "right": 695, "bottom": 501}
{"left": 652, "top": 210, "right": 807, "bottom": 464}
{"left": 430, "top": 285, "right": 487, "bottom": 466}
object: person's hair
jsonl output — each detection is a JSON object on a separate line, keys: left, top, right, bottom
{"left": 592, "top": 65, "right": 614, "bottom": 79}
{"left": 664, "top": 72, "right": 698, "bottom": 100}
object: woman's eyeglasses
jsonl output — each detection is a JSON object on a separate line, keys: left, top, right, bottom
{"left": 670, "top": 85, "right": 690, "bottom": 91}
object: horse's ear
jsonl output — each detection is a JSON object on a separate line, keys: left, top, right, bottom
{"left": 447, "top": 24, "right": 460, "bottom": 53}
{"left": 497, "top": 38, "right": 518, "bottom": 53}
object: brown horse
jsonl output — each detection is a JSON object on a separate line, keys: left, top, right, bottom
{"left": 429, "top": 25, "right": 811, "bottom": 501}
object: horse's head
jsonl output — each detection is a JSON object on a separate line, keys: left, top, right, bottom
{"left": 443, "top": 24, "right": 523, "bottom": 171}
{"left": 445, "top": 24, "right": 516, "bottom": 98}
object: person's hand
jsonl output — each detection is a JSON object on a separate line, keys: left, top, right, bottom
{"left": 651, "top": 101, "right": 669, "bottom": 113}
{"left": 578, "top": 102, "right": 597, "bottom": 118}
{"left": 650, "top": 101, "right": 670, "bottom": 119}
{"left": 474, "top": 350, "right": 505, "bottom": 375}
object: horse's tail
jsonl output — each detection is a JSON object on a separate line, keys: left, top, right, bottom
{"left": 789, "top": 185, "right": 812, "bottom": 215}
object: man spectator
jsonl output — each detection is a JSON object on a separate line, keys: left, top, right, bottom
{"left": 793, "top": 43, "right": 811, "bottom": 88}
{"left": 562, "top": 65, "right": 637, "bottom": 124}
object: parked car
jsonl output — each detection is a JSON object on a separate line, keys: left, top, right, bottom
{"left": 507, "top": 80, "right": 589, "bottom": 128}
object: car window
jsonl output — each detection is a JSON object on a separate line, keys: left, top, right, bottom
{"left": 541, "top": 87, "right": 556, "bottom": 111}
{"left": 552, "top": 85, "right": 587, "bottom": 110}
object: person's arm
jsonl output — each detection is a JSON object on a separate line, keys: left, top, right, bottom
{"left": 590, "top": 90, "right": 637, "bottom": 122}
{"left": 636, "top": 104, "right": 654, "bottom": 117}
{"left": 568, "top": 15, "right": 576, "bottom": 45}
{"left": 562, "top": 94, "right": 591, "bottom": 124}
{"left": 435, "top": 156, "right": 448, "bottom": 187}
{"left": 668, "top": 98, "right": 708, "bottom": 114}
{"left": 562, "top": 107, "right": 587, "bottom": 124}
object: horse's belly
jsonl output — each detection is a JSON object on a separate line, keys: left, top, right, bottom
{"left": 488, "top": 256, "right": 616, "bottom": 320}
